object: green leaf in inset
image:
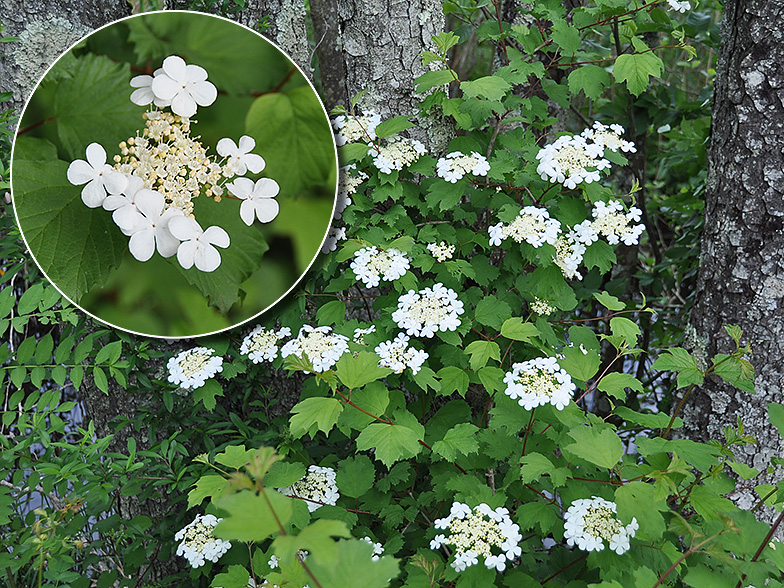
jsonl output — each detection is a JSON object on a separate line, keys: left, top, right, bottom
{"left": 13, "top": 160, "right": 127, "bottom": 302}
{"left": 567, "top": 64, "right": 611, "bottom": 101}
{"left": 612, "top": 51, "right": 663, "bottom": 97}
{"left": 214, "top": 490, "right": 292, "bottom": 542}
{"left": 336, "top": 455, "right": 375, "bottom": 498}
{"left": 432, "top": 423, "right": 479, "bottom": 461}
{"left": 290, "top": 397, "right": 344, "bottom": 438}
{"left": 335, "top": 352, "right": 393, "bottom": 390}
{"left": 564, "top": 426, "right": 623, "bottom": 469}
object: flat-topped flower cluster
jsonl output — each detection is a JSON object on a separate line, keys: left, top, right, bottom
{"left": 175, "top": 514, "right": 231, "bottom": 568}
{"left": 67, "top": 55, "right": 280, "bottom": 273}
{"left": 277, "top": 465, "right": 339, "bottom": 512}
{"left": 564, "top": 496, "right": 638, "bottom": 554}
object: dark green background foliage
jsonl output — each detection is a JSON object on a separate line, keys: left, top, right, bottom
{"left": 12, "top": 12, "right": 337, "bottom": 337}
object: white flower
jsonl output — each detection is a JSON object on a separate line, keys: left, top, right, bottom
{"left": 150, "top": 55, "right": 218, "bottom": 118}
{"left": 581, "top": 121, "right": 636, "bottom": 153}
{"left": 167, "top": 347, "right": 223, "bottom": 390}
{"left": 168, "top": 216, "right": 230, "bottom": 272}
{"left": 590, "top": 200, "right": 645, "bottom": 246}
{"left": 375, "top": 333, "right": 428, "bottom": 374}
{"left": 530, "top": 297, "right": 555, "bottom": 316}
{"left": 436, "top": 151, "right": 490, "bottom": 183}
{"left": 563, "top": 496, "right": 637, "bottom": 555}
{"left": 392, "top": 283, "right": 464, "bottom": 338}
{"left": 369, "top": 137, "right": 426, "bottom": 174}
{"left": 268, "top": 554, "right": 279, "bottom": 568}
{"left": 216, "top": 136, "right": 266, "bottom": 176}
{"left": 174, "top": 514, "right": 231, "bottom": 568}
{"left": 503, "top": 356, "right": 575, "bottom": 411}
{"left": 427, "top": 241, "right": 455, "bottom": 262}
{"left": 277, "top": 465, "right": 339, "bottom": 512}
{"left": 129, "top": 67, "right": 171, "bottom": 108}
{"left": 240, "top": 326, "right": 291, "bottom": 363}
{"left": 280, "top": 325, "right": 350, "bottom": 372}
{"left": 667, "top": 0, "right": 691, "bottom": 12}
{"left": 331, "top": 111, "right": 382, "bottom": 146}
{"left": 352, "top": 325, "right": 376, "bottom": 345}
{"left": 361, "top": 536, "right": 385, "bottom": 561}
{"left": 322, "top": 226, "right": 347, "bottom": 254}
{"left": 335, "top": 166, "right": 367, "bottom": 220}
{"left": 350, "top": 246, "right": 410, "bottom": 288}
{"left": 430, "top": 502, "right": 521, "bottom": 573}
{"left": 489, "top": 206, "right": 561, "bottom": 248}
{"left": 112, "top": 189, "right": 183, "bottom": 261}
{"left": 535, "top": 135, "right": 611, "bottom": 189}
{"left": 67, "top": 143, "right": 128, "bottom": 208}
{"left": 227, "top": 177, "right": 280, "bottom": 226}
{"left": 553, "top": 231, "right": 587, "bottom": 281}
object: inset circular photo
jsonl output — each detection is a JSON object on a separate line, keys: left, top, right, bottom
{"left": 11, "top": 11, "right": 337, "bottom": 338}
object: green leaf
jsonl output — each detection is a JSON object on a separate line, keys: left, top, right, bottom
{"left": 609, "top": 317, "right": 640, "bottom": 349}
{"left": 375, "top": 115, "right": 415, "bottom": 138}
{"left": 520, "top": 453, "right": 554, "bottom": 484}
{"left": 271, "top": 519, "right": 351, "bottom": 565}
{"left": 188, "top": 475, "right": 230, "bottom": 508}
{"left": 727, "top": 461, "right": 759, "bottom": 480}
{"left": 215, "top": 445, "right": 253, "bottom": 469}
{"left": 460, "top": 76, "right": 511, "bottom": 101}
{"left": 598, "top": 373, "right": 643, "bottom": 401}
{"left": 305, "top": 539, "right": 400, "bottom": 588}
{"left": 211, "top": 565, "right": 249, "bottom": 588}
{"left": 652, "top": 348, "right": 704, "bottom": 389}
{"left": 559, "top": 346, "right": 600, "bottom": 382}
{"left": 551, "top": 20, "right": 581, "bottom": 54}
{"left": 769, "top": 403, "right": 784, "bottom": 439}
{"left": 436, "top": 366, "right": 470, "bottom": 397}
{"left": 614, "top": 482, "right": 666, "bottom": 541}
{"left": 432, "top": 423, "right": 479, "bottom": 461}
{"left": 265, "top": 461, "right": 307, "bottom": 488}
{"left": 193, "top": 378, "right": 223, "bottom": 411}
{"left": 612, "top": 51, "right": 663, "bottom": 97}
{"left": 567, "top": 65, "right": 611, "bottom": 101}
{"left": 336, "top": 455, "right": 375, "bottom": 498}
{"left": 316, "top": 300, "right": 347, "bottom": 325}
{"left": 290, "top": 397, "right": 344, "bottom": 438}
{"left": 214, "top": 490, "right": 292, "bottom": 541}
{"left": 335, "top": 352, "right": 393, "bottom": 390}
{"left": 13, "top": 160, "right": 126, "bottom": 302}
{"left": 464, "top": 340, "right": 500, "bottom": 371}
{"left": 712, "top": 353, "right": 755, "bottom": 393}
{"left": 500, "top": 318, "right": 540, "bottom": 342}
{"left": 474, "top": 295, "right": 511, "bottom": 329}
{"left": 593, "top": 291, "right": 625, "bottom": 311}
{"left": 688, "top": 485, "right": 734, "bottom": 521}
{"left": 416, "top": 69, "right": 456, "bottom": 93}
{"left": 245, "top": 85, "right": 336, "bottom": 197}
{"left": 338, "top": 143, "right": 370, "bottom": 164}
{"left": 356, "top": 422, "right": 422, "bottom": 468}
{"left": 614, "top": 406, "right": 679, "bottom": 429}
{"left": 93, "top": 366, "right": 109, "bottom": 394}
{"left": 564, "top": 426, "right": 623, "bottom": 469}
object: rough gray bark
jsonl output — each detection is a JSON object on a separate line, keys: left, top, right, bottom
{"left": 311, "top": 0, "right": 452, "bottom": 150}
{"left": 683, "top": 0, "right": 784, "bottom": 529}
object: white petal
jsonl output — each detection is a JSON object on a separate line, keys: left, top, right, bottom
{"left": 216, "top": 137, "right": 237, "bottom": 158}
{"left": 244, "top": 153, "right": 265, "bottom": 174}
{"left": 123, "top": 175, "right": 145, "bottom": 197}
{"left": 253, "top": 178, "right": 279, "bottom": 199}
{"left": 102, "top": 194, "right": 128, "bottom": 211}
{"left": 113, "top": 206, "right": 145, "bottom": 234}
{"left": 194, "top": 243, "right": 221, "bottom": 272}
{"left": 177, "top": 240, "right": 197, "bottom": 269}
{"left": 81, "top": 180, "right": 106, "bottom": 208}
{"left": 67, "top": 159, "right": 97, "bottom": 185}
{"left": 161, "top": 55, "right": 188, "bottom": 83}
{"left": 239, "top": 200, "right": 254, "bottom": 226}
{"left": 135, "top": 189, "right": 165, "bottom": 219}
{"left": 202, "top": 226, "right": 230, "bottom": 248}
{"left": 254, "top": 199, "right": 279, "bottom": 223}
{"left": 171, "top": 92, "right": 197, "bottom": 118}
{"left": 189, "top": 80, "right": 217, "bottom": 107}
{"left": 227, "top": 177, "right": 254, "bottom": 199}
{"left": 103, "top": 170, "right": 128, "bottom": 195}
{"left": 130, "top": 74, "right": 153, "bottom": 89}
{"left": 151, "top": 74, "right": 181, "bottom": 101}
{"left": 238, "top": 135, "right": 255, "bottom": 154}
{"left": 168, "top": 215, "right": 201, "bottom": 240}
{"left": 155, "top": 224, "right": 181, "bottom": 258}
{"left": 85, "top": 143, "right": 107, "bottom": 168}
{"left": 185, "top": 63, "right": 208, "bottom": 83}
{"left": 130, "top": 86, "right": 154, "bottom": 106}
{"left": 129, "top": 229, "right": 156, "bottom": 262}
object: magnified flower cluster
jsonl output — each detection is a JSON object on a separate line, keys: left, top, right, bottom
{"left": 392, "top": 283, "right": 465, "bottom": 338}
{"left": 430, "top": 502, "right": 522, "bottom": 573}
{"left": 67, "top": 55, "right": 280, "bottom": 273}
{"left": 240, "top": 326, "right": 292, "bottom": 364}
{"left": 280, "top": 325, "right": 350, "bottom": 372}
{"left": 503, "top": 356, "right": 575, "bottom": 411}
{"left": 174, "top": 514, "right": 231, "bottom": 568}
{"left": 563, "top": 496, "right": 638, "bottom": 554}
{"left": 167, "top": 347, "right": 224, "bottom": 391}
{"left": 375, "top": 333, "right": 428, "bottom": 374}
{"left": 436, "top": 151, "right": 490, "bottom": 183}
{"left": 277, "top": 465, "right": 339, "bottom": 512}
{"left": 350, "top": 246, "right": 411, "bottom": 287}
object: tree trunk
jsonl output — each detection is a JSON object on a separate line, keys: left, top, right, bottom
{"left": 683, "top": 0, "right": 784, "bottom": 528}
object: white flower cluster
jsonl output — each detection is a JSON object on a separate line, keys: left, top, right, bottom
{"left": 564, "top": 496, "right": 638, "bottom": 555}
{"left": 240, "top": 326, "right": 291, "bottom": 364}
{"left": 167, "top": 347, "right": 223, "bottom": 390}
{"left": 277, "top": 465, "right": 339, "bottom": 512}
{"left": 581, "top": 122, "right": 637, "bottom": 154}
{"left": 392, "top": 283, "right": 465, "bottom": 338}
{"left": 530, "top": 297, "right": 555, "bottom": 316}
{"left": 335, "top": 165, "right": 367, "bottom": 220}
{"left": 553, "top": 231, "right": 588, "bottom": 281}
{"left": 369, "top": 136, "right": 426, "bottom": 174}
{"left": 350, "top": 246, "right": 410, "bottom": 288}
{"left": 280, "top": 325, "right": 350, "bottom": 372}
{"left": 67, "top": 55, "right": 279, "bottom": 273}
{"left": 427, "top": 241, "right": 455, "bottom": 262}
{"left": 589, "top": 200, "right": 645, "bottom": 246}
{"left": 436, "top": 151, "right": 490, "bottom": 183}
{"left": 375, "top": 333, "right": 428, "bottom": 374}
{"left": 331, "top": 111, "right": 382, "bottom": 146}
{"left": 362, "top": 536, "right": 385, "bottom": 561}
{"left": 353, "top": 325, "right": 376, "bottom": 345}
{"left": 488, "top": 206, "right": 561, "bottom": 248}
{"left": 322, "top": 226, "right": 347, "bottom": 254}
{"left": 430, "top": 502, "right": 522, "bottom": 573}
{"left": 536, "top": 134, "right": 610, "bottom": 190}
{"left": 503, "top": 356, "right": 575, "bottom": 411}
{"left": 667, "top": 0, "right": 691, "bottom": 12}
{"left": 174, "top": 514, "right": 231, "bottom": 568}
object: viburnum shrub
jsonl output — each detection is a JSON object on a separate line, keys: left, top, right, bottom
{"left": 155, "top": 2, "right": 784, "bottom": 587}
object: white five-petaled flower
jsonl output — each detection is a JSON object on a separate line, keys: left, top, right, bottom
{"left": 277, "top": 465, "right": 339, "bottom": 512}
{"left": 503, "top": 356, "right": 575, "bottom": 411}
{"left": 226, "top": 177, "right": 280, "bottom": 226}
{"left": 168, "top": 216, "right": 230, "bottom": 272}
{"left": 129, "top": 67, "right": 171, "bottom": 108}
{"left": 174, "top": 514, "right": 231, "bottom": 568}
{"left": 150, "top": 55, "right": 218, "bottom": 118}
{"left": 240, "top": 325, "right": 291, "bottom": 364}
{"left": 67, "top": 143, "right": 128, "bottom": 208}
{"left": 167, "top": 346, "right": 224, "bottom": 390}
{"left": 392, "top": 283, "right": 464, "bottom": 338}
{"left": 361, "top": 536, "right": 385, "bottom": 561}
{"left": 216, "top": 136, "right": 266, "bottom": 176}
{"left": 667, "top": 0, "right": 691, "bottom": 12}
{"left": 430, "top": 502, "right": 522, "bottom": 573}
{"left": 112, "top": 189, "right": 183, "bottom": 261}
{"left": 563, "top": 496, "right": 638, "bottom": 555}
